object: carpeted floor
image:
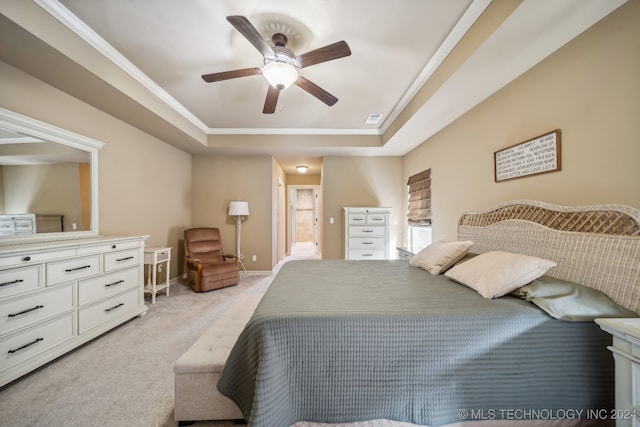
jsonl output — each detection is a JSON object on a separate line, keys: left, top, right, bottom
{"left": 0, "top": 260, "right": 427, "bottom": 427}
{"left": 0, "top": 274, "right": 271, "bottom": 427}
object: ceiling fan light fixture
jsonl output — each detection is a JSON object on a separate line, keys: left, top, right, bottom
{"left": 296, "top": 165, "right": 308, "bottom": 173}
{"left": 263, "top": 61, "right": 298, "bottom": 90}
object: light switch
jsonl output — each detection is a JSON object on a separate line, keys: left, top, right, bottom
{"left": 329, "top": 217, "right": 334, "bottom": 224}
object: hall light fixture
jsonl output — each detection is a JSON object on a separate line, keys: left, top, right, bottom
{"left": 262, "top": 62, "right": 298, "bottom": 90}
{"left": 296, "top": 165, "right": 308, "bottom": 173}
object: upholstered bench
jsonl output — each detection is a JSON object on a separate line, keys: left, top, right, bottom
{"left": 174, "top": 293, "right": 263, "bottom": 424}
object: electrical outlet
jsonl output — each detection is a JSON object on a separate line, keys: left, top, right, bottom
{"left": 158, "top": 265, "right": 163, "bottom": 273}
{"left": 238, "top": 254, "right": 244, "bottom": 260}
{"left": 252, "top": 255, "right": 257, "bottom": 262}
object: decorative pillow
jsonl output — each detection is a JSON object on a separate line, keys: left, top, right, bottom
{"left": 409, "top": 240, "right": 473, "bottom": 275}
{"left": 512, "top": 275, "right": 638, "bottom": 321}
{"left": 444, "top": 251, "right": 556, "bottom": 299}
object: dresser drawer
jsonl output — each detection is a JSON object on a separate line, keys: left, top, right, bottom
{"left": 1, "top": 313, "right": 74, "bottom": 370}
{"left": 78, "top": 267, "right": 139, "bottom": 306}
{"left": 1, "top": 284, "right": 74, "bottom": 335}
{"left": 0, "top": 265, "right": 42, "bottom": 299}
{"left": 349, "top": 226, "right": 385, "bottom": 237}
{"left": 366, "top": 213, "right": 387, "bottom": 225}
{"left": 47, "top": 255, "right": 101, "bottom": 286}
{"left": 77, "top": 240, "right": 141, "bottom": 256}
{"left": 0, "top": 220, "right": 14, "bottom": 235}
{"left": 14, "top": 220, "right": 34, "bottom": 233}
{"left": 104, "top": 249, "right": 139, "bottom": 272}
{"left": 0, "top": 249, "right": 76, "bottom": 269}
{"left": 348, "top": 237, "right": 386, "bottom": 250}
{"left": 144, "top": 249, "right": 170, "bottom": 263}
{"left": 78, "top": 287, "right": 139, "bottom": 334}
{"left": 348, "top": 213, "right": 367, "bottom": 225}
{"left": 348, "top": 249, "right": 387, "bottom": 260}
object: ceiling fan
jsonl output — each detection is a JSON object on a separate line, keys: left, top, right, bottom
{"left": 202, "top": 16, "right": 352, "bottom": 114}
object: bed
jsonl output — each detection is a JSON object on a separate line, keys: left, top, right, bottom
{"left": 218, "top": 200, "right": 640, "bottom": 427}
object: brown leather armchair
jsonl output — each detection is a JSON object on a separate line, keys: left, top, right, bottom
{"left": 184, "top": 228, "right": 240, "bottom": 292}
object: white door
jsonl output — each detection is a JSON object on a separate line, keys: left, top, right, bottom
{"left": 312, "top": 187, "right": 319, "bottom": 255}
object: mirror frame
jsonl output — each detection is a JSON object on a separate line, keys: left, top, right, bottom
{"left": 0, "top": 107, "right": 103, "bottom": 244}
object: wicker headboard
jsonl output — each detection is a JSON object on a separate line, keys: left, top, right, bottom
{"left": 458, "top": 200, "right": 640, "bottom": 314}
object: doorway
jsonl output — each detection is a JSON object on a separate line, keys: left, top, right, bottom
{"left": 289, "top": 185, "right": 320, "bottom": 257}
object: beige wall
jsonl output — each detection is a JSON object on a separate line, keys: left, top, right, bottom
{"left": 191, "top": 155, "right": 274, "bottom": 271}
{"left": 3, "top": 163, "right": 82, "bottom": 231}
{"left": 403, "top": 0, "right": 640, "bottom": 243}
{"left": 321, "top": 156, "right": 404, "bottom": 259}
{"left": 0, "top": 61, "right": 192, "bottom": 278}
{"left": 2, "top": 0, "right": 637, "bottom": 274}
{"left": 287, "top": 174, "right": 321, "bottom": 186}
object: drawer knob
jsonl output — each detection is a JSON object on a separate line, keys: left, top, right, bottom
{"left": 112, "top": 245, "right": 117, "bottom": 249}
{"left": 0, "top": 279, "right": 23, "bottom": 287}
{"left": 8, "top": 305, "right": 44, "bottom": 318}
{"left": 22, "top": 256, "right": 31, "bottom": 262}
{"left": 8, "top": 337, "right": 44, "bottom": 354}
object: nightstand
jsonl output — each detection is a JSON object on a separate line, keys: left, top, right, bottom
{"left": 143, "top": 247, "right": 171, "bottom": 304}
{"left": 396, "top": 247, "right": 415, "bottom": 261}
{"left": 595, "top": 318, "right": 640, "bottom": 427}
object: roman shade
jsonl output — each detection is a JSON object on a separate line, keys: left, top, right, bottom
{"left": 407, "top": 168, "right": 431, "bottom": 226}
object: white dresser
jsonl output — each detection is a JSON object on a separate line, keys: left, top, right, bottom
{"left": 343, "top": 207, "right": 391, "bottom": 260}
{"left": 0, "top": 236, "right": 148, "bottom": 387}
{"left": 595, "top": 318, "right": 640, "bottom": 427}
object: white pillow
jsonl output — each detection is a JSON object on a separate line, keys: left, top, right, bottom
{"left": 444, "top": 251, "right": 556, "bottom": 299}
{"left": 409, "top": 240, "right": 473, "bottom": 275}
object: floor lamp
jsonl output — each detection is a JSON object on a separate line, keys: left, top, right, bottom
{"left": 228, "top": 200, "right": 249, "bottom": 275}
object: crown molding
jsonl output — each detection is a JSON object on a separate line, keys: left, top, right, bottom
{"left": 379, "top": 0, "right": 491, "bottom": 134}
{"left": 207, "top": 127, "right": 381, "bottom": 136}
{"left": 34, "top": 0, "right": 210, "bottom": 134}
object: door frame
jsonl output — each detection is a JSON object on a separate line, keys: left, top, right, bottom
{"left": 288, "top": 185, "right": 321, "bottom": 256}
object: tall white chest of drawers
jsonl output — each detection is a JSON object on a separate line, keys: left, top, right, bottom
{"left": 0, "top": 236, "right": 148, "bottom": 387}
{"left": 343, "top": 207, "right": 391, "bottom": 260}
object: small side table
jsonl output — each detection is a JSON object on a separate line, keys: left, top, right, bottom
{"left": 144, "top": 247, "right": 171, "bottom": 304}
{"left": 396, "top": 246, "right": 415, "bottom": 261}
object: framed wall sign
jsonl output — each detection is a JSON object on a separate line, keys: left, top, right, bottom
{"left": 494, "top": 129, "right": 561, "bottom": 182}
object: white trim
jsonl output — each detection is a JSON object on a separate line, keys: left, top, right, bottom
{"left": 34, "top": 0, "right": 210, "bottom": 134}
{"left": 33, "top": 0, "right": 488, "bottom": 138}
{"left": 207, "top": 127, "right": 381, "bottom": 136}
{"left": 379, "top": 0, "right": 492, "bottom": 133}
{"left": 0, "top": 108, "right": 104, "bottom": 151}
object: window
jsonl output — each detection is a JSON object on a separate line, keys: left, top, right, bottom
{"left": 407, "top": 168, "right": 432, "bottom": 251}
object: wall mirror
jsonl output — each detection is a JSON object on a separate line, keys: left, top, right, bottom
{"left": 0, "top": 108, "right": 103, "bottom": 244}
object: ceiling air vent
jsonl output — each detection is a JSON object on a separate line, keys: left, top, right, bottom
{"left": 365, "top": 113, "right": 383, "bottom": 125}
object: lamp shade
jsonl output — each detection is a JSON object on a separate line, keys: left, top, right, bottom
{"left": 228, "top": 200, "right": 249, "bottom": 216}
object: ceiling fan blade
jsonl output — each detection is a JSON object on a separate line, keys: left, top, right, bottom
{"left": 294, "top": 76, "right": 338, "bottom": 106}
{"left": 263, "top": 84, "right": 280, "bottom": 114}
{"left": 202, "top": 67, "right": 262, "bottom": 83}
{"left": 226, "top": 16, "right": 275, "bottom": 58}
{"left": 294, "top": 40, "right": 351, "bottom": 68}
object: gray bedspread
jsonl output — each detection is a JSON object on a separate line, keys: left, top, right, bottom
{"left": 218, "top": 260, "right": 613, "bottom": 427}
